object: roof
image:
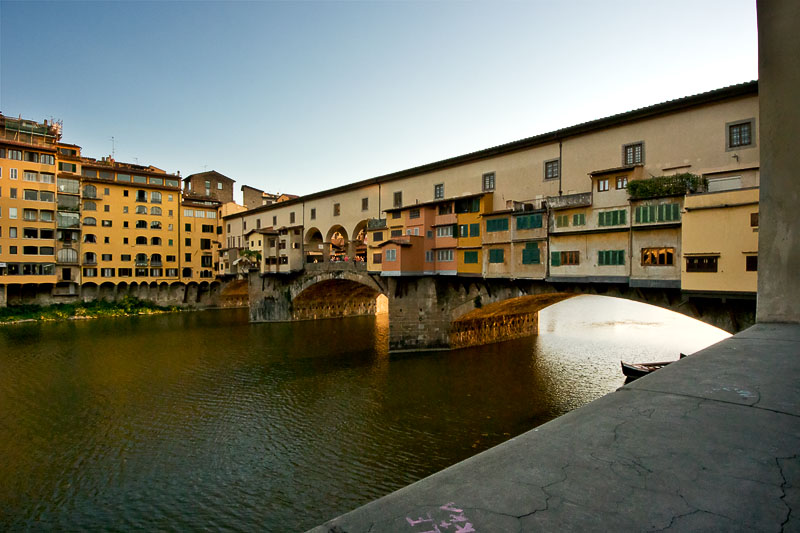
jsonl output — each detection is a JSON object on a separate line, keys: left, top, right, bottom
{"left": 225, "top": 80, "right": 759, "bottom": 220}
{"left": 589, "top": 165, "right": 640, "bottom": 177}
{"left": 384, "top": 192, "right": 487, "bottom": 213}
{"left": 184, "top": 170, "right": 234, "bottom": 183}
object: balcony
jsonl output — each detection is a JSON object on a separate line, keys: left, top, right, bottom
{"left": 150, "top": 261, "right": 163, "bottom": 267}
{"left": 546, "top": 192, "right": 593, "bottom": 210}
{"left": 135, "top": 260, "right": 149, "bottom": 267}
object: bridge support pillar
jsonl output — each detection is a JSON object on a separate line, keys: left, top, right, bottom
{"left": 248, "top": 271, "right": 293, "bottom": 322}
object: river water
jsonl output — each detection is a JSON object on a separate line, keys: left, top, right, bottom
{"left": 0, "top": 295, "right": 728, "bottom": 531}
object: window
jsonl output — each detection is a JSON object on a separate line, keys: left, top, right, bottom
{"left": 58, "top": 163, "right": 76, "bottom": 173}
{"left": 642, "top": 247, "right": 675, "bottom": 266}
{"left": 750, "top": 212, "right": 759, "bottom": 227}
{"left": 24, "top": 189, "right": 38, "bottom": 201}
{"left": 310, "top": 208, "right": 316, "bottom": 220}
{"left": 10, "top": 168, "right": 18, "bottom": 180}
{"left": 23, "top": 209, "right": 38, "bottom": 221}
{"left": 746, "top": 255, "right": 758, "bottom": 271}
{"left": 185, "top": 253, "right": 192, "bottom": 262}
{"left": 391, "top": 211, "right": 401, "bottom": 219}
{"left": 10, "top": 188, "right": 17, "bottom": 199}
{"left": 200, "top": 239, "right": 211, "bottom": 250}
{"left": 121, "top": 254, "right": 132, "bottom": 262}
{"left": 8, "top": 149, "right": 22, "bottom": 160}
{"left": 333, "top": 203, "right": 340, "bottom": 216}
{"left": 597, "top": 179, "right": 610, "bottom": 192}
{"left": 102, "top": 220, "right": 112, "bottom": 227}
{"left": 185, "top": 223, "right": 191, "bottom": 232}
{"left": 482, "top": 172, "right": 495, "bottom": 191}
{"left": 101, "top": 268, "right": 115, "bottom": 278}
{"left": 598, "top": 209, "right": 626, "bottom": 226}
{"left": 623, "top": 142, "right": 644, "bottom": 165}
{"left": 39, "top": 246, "right": 54, "bottom": 255}
{"left": 151, "top": 206, "right": 162, "bottom": 215}
{"left": 390, "top": 229, "right": 402, "bottom": 237}
{"left": 24, "top": 152, "right": 39, "bottom": 163}
{"left": 516, "top": 214, "right": 543, "bottom": 230}
{"left": 123, "top": 221, "right": 129, "bottom": 228}
{"left": 150, "top": 191, "right": 162, "bottom": 203}
{"left": 101, "top": 254, "right": 112, "bottom": 261}
{"left": 551, "top": 250, "right": 579, "bottom": 266}
{"left": 486, "top": 218, "right": 509, "bottom": 232}
{"left": 544, "top": 159, "right": 559, "bottom": 180}
{"left": 272, "top": 216, "right": 277, "bottom": 225}
{"left": 393, "top": 191, "right": 402, "bottom": 208}
{"left": 463, "top": 250, "right": 479, "bottom": 264}
{"left": 23, "top": 228, "right": 38, "bottom": 239}
{"left": 635, "top": 203, "right": 680, "bottom": 223}
{"left": 290, "top": 212, "right": 296, "bottom": 224}
{"left": 521, "top": 242, "right": 540, "bottom": 264}
{"left": 489, "top": 249, "right": 504, "bottom": 263}
{"left": 41, "top": 154, "right": 55, "bottom": 165}
{"left": 373, "top": 253, "right": 382, "bottom": 264}
{"left": 136, "top": 190, "right": 147, "bottom": 202}
{"left": 83, "top": 201, "right": 97, "bottom": 211}
{"left": 136, "top": 236, "right": 147, "bottom": 245}
{"left": 409, "top": 209, "right": 420, "bottom": 219}
{"left": 104, "top": 205, "right": 110, "bottom": 212}
{"left": 616, "top": 176, "right": 628, "bottom": 189}
{"left": 438, "top": 204, "right": 452, "bottom": 215}
{"left": 185, "top": 238, "right": 191, "bottom": 246}
{"left": 385, "top": 249, "right": 397, "bottom": 261}
{"left": 555, "top": 214, "right": 568, "bottom": 228}
{"left": 469, "top": 223, "right": 480, "bottom": 237}
{"left": 434, "top": 183, "right": 444, "bottom": 199}
{"left": 686, "top": 255, "right": 718, "bottom": 272}
{"left": 458, "top": 224, "right": 468, "bottom": 237}
{"left": 727, "top": 119, "right": 754, "bottom": 149}
{"left": 136, "top": 220, "right": 147, "bottom": 229}
{"left": 437, "top": 249, "right": 454, "bottom": 262}
{"left": 9, "top": 207, "right": 17, "bottom": 219}
{"left": 166, "top": 255, "right": 176, "bottom": 262}
{"left": 84, "top": 252, "right": 97, "bottom": 264}
{"left": 83, "top": 268, "right": 97, "bottom": 278}
{"left": 436, "top": 225, "right": 454, "bottom": 237}
{"left": 572, "top": 213, "right": 586, "bottom": 226}
{"left": 151, "top": 221, "right": 161, "bottom": 229}
{"left": 202, "top": 224, "right": 213, "bottom": 232}
{"left": 598, "top": 250, "right": 625, "bottom": 266}
{"left": 361, "top": 197, "right": 369, "bottom": 211}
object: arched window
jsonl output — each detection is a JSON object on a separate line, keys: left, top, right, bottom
{"left": 57, "top": 248, "right": 78, "bottom": 263}
{"left": 136, "top": 190, "right": 147, "bottom": 202}
{"left": 135, "top": 253, "right": 148, "bottom": 265}
{"left": 136, "top": 220, "right": 147, "bottom": 228}
{"left": 150, "top": 206, "right": 162, "bottom": 216}
{"left": 84, "top": 252, "right": 97, "bottom": 264}
{"left": 151, "top": 237, "right": 162, "bottom": 245}
{"left": 150, "top": 254, "right": 162, "bottom": 265}
{"left": 84, "top": 201, "right": 97, "bottom": 211}
{"left": 136, "top": 205, "right": 147, "bottom": 214}
{"left": 150, "top": 221, "right": 162, "bottom": 229}
{"left": 150, "top": 191, "right": 162, "bottom": 203}
{"left": 83, "top": 184, "right": 97, "bottom": 198}
{"left": 83, "top": 233, "right": 96, "bottom": 243}
{"left": 136, "top": 236, "right": 147, "bottom": 245}
{"left": 182, "top": 267, "right": 192, "bottom": 278}
{"left": 83, "top": 217, "right": 96, "bottom": 226}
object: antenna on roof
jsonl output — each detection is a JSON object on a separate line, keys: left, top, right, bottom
{"left": 110, "top": 136, "right": 115, "bottom": 159}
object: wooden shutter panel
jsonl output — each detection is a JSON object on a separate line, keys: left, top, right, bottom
{"left": 551, "top": 251, "right": 561, "bottom": 266}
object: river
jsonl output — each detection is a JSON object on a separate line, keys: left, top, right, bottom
{"left": 0, "top": 295, "right": 728, "bottom": 531}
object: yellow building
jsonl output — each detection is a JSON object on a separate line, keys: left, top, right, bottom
{"left": 0, "top": 115, "right": 60, "bottom": 293}
{"left": 78, "top": 158, "right": 182, "bottom": 285}
{"left": 682, "top": 187, "right": 759, "bottom": 294}
{"left": 180, "top": 196, "right": 221, "bottom": 280}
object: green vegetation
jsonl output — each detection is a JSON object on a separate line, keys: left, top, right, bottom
{"left": 0, "top": 297, "right": 180, "bottom": 324}
{"left": 628, "top": 173, "right": 706, "bottom": 199}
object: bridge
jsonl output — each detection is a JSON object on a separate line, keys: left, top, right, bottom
{"left": 248, "top": 264, "right": 755, "bottom": 352}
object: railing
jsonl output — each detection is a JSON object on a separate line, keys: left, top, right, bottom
{"left": 368, "top": 218, "right": 387, "bottom": 229}
{"left": 305, "top": 261, "right": 367, "bottom": 272}
{"left": 546, "top": 192, "right": 593, "bottom": 210}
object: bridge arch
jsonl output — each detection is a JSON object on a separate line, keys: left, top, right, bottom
{"left": 326, "top": 225, "right": 349, "bottom": 260}
{"left": 305, "top": 227, "right": 324, "bottom": 263}
{"left": 351, "top": 219, "right": 369, "bottom": 261}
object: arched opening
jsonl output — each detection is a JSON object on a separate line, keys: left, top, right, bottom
{"left": 292, "top": 278, "right": 385, "bottom": 320}
{"left": 351, "top": 219, "right": 369, "bottom": 262}
{"left": 304, "top": 227, "right": 324, "bottom": 264}
{"left": 326, "top": 225, "right": 349, "bottom": 262}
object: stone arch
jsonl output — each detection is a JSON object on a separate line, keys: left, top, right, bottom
{"left": 326, "top": 224, "right": 349, "bottom": 260}
{"left": 351, "top": 219, "right": 369, "bottom": 261}
{"left": 82, "top": 282, "right": 99, "bottom": 301}
{"left": 291, "top": 273, "right": 386, "bottom": 321}
{"left": 98, "top": 281, "right": 116, "bottom": 301}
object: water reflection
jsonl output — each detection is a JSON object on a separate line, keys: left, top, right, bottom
{"left": 0, "top": 295, "right": 728, "bottom": 531}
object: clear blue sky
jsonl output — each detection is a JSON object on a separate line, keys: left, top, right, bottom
{"left": 1, "top": 0, "right": 757, "bottom": 200}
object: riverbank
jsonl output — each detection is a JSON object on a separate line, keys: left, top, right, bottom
{"left": 0, "top": 297, "right": 183, "bottom": 324}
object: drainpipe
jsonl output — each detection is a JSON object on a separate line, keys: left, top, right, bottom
{"left": 558, "top": 140, "right": 563, "bottom": 196}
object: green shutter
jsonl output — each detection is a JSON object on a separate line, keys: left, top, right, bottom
{"left": 470, "top": 223, "right": 479, "bottom": 237}
{"left": 533, "top": 214, "right": 542, "bottom": 228}
{"left": 551, "top": 251, "right": 561, "bottom": 266}
{"left": 671, "top": 203, "right": 680, "bottom": 221}
{"left": 619, "top": 210, "right": 626, "bottom": 225}
{"left": 598, "top": 250, "right": 605, "bottom": 265}
{"left": 617, "top": 250, "right": 625, "bottom": 265}
{"left": 598, "top": 212, "right": 605, "bottom": 226}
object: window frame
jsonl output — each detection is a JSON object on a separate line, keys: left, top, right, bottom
{"left": 544, "top": 159, "right": 560, "bottom": 180}
{"left": 622, "top": 141, "right": 645, "bottom": 165}
{"left": 482, "top": 172, "right": 495, "bottom": 192}
{"left": 726, "top": 118, "right": 756, "bottom": 151}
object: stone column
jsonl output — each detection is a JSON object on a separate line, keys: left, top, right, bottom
{"left": 757, "top": 0, "right": 800, "bottom": 323}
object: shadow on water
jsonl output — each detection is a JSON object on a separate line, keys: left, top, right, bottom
{"left": 0, "top": 296, "right": 728, "bottom": 531}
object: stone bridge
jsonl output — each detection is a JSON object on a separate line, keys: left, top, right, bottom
{"left": 249, "top": 266, "right": 756, "bottom": 352}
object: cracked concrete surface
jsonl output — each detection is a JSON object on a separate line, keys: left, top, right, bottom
{"left": 308, "top": 324, "right": 800, "bottom": 532}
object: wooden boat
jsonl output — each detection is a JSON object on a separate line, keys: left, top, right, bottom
{"left": 620, "top": 360, "right": 674, "bottom": 378}
{"left": 621, "top": 353, "right": 687, "bottom": 379}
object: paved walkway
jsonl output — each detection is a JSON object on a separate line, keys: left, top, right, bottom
{"left": 310, "top": 323, "right": 800, "bottom": 532}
